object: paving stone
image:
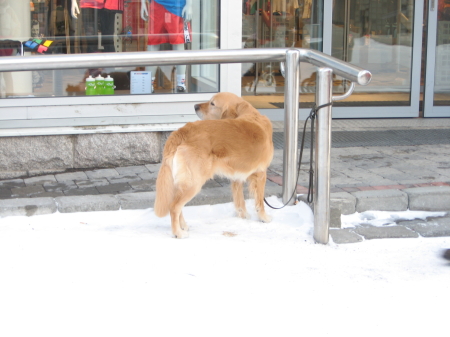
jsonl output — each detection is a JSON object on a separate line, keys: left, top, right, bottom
{"left": 0, "top": 188, "right": 12, "bottom": 199}
{"left": 118, "top": 189, "right": 138, "bottom": 194}
{"left": 330, "top": 228, "right": 364, "bottom": 244}
{"left": 116, "top": 192, "right": 156, "bottom": 210}
{"left": 138, "top": 171, "right": 159, "bottom": 180}
{"left": 330, "top": 192, "right": 356, "bottom": 215}
{"left": 75, "top": 178, "right": 109, "bottom": 188}
{"left": 203, "top": 179, "right": 222, "bottom": 189}
{"left": 403, "top": 186, "right": 450, "bottom": 211}
{"left": 85, "top": 169, "right": 119, "bottom": 179}
{"left": 129, "top": 179, "right": 155, "bottom": 191}
{"left": 144, "top": 163, "right": 161, "bottom": 173}
{"left": 31, "top": 191, "right": 64, "bottom": 198}
{"left": 382, "top": 173, "right": 429, "bottom": 184}
{"left": 187, "top": 188, "right": 232, "bottom": 206}
{"left": 353, "top": 225, "right": 419, "bottom": 240}
{"left": 11, "top": 185, "right": 47, "bottom": 198}
{"left": 56, "top": 194, "right": 120, "bottom": 213}
{"left": 366, "top": 178, "right": 399, "bottom": 186}
{"left": 401, "top": 217, "right": 450, "bottom": 237}
{"left": 43, "top": 181, "right": 78, "bottom": 192}
{"left": 0, "top": 179, "right": 25, "bottom": 188}
{"left": 64, "top": 187, "right": 99, "bottom": 196}
{"left": 96, "top": 183, "right": 131, "bottom": 194}
{"left": 107, "top": 175, "right": 142, "bottom": 184}
{"left": 367, "top": 167, "right": 405, "bottom": 177}
{"left": 55, "top": 171, "right": 88, "bottom": 182}
{"left": 115, "top": 166, "right": 149, "bottom": 175}
{"left": 264, "top": 183, "right": 283, "bottom": 199}
{"left": 330, "top": 192, "right": 356, "bottom": 228}
{"left": 0, "top": 197, "right": 57, "bottom": 217}
{"left": 351, "top": 189, "right": 408, "bottom": 212}
{"left": 24, "top": 175, "right": 57, "bottom": 186}
{"left": 341, "top": 187, "right": 362, "bottom": 193}
{"left": 213, "top": 176, "right": 230, "bottom": 185}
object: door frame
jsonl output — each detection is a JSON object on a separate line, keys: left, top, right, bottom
{"left": 424, "top": 0, "right": 450, "bottom": 117}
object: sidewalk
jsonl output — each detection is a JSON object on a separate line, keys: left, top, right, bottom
{"left": 1, "top": 118, "right": 449, "bottom": 244}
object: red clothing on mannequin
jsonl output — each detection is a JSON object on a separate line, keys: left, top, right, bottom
{"left": 80, "top": 0, "right": 124, "bottom": 11}
{"left": 147, "top": 1, "right": 191, "bottom": 45}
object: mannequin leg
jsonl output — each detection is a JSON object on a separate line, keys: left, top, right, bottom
{"left": 146, "top": 45, "right": 160, "bottom": 92}
{"left": 172, "top": 44, "right": 187, "bottom": 92}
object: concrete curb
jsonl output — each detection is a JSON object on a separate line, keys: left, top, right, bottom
{"left": 403, "top": 186, "right": 450, "bottom": 211}
{"left": 351, "top": 189, "right": 408, "bottom": 212}
{"left": 56, "top": 195, "right": 121, "bottom": 213}
{"left": 0, "top": 185, "right": 282, "bottom": 218}
{"left": 0, "top": 197, "right": 57, "bottom": 217}
{"left": 329, "top": 186, "right": 450, "bottom": 228}
{"left": 0, "top": 186, "right": 449, "bottom": 220}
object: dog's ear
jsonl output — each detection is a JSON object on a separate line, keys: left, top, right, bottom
{"left": 235, "top": 101, "right": 252, "bottom": 115}
{"left": 221, "top": 104, "right": 238, "bottom": 119}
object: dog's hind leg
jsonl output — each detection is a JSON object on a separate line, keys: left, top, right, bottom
{"left": 232, "top": 180, "right": 250, "bottom": 219}
{"left": 170, "top": 184, "right": 200, "bottom": 238}
{"left": 248, "top": 171, "right": 272, "bottom": 223}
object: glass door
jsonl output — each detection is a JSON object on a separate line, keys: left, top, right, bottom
{"left": 424, "top": 0, "right": 450, "bottom": 117}
{"left": 240, "top": 0, "right": 425, "bottom": 118}
{"left": 330, "top": 0, "right": 423, "bottom": 118}
{"left": 241, "top": 0, "right": 324, "bottom": 110}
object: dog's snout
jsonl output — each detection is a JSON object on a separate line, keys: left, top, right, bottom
{"left": 194, "top": 103, "right": 204, "bottom": 120}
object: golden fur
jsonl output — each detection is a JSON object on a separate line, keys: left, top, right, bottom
{"left": 154, "top": 92, "right": 274, "bottom": 238}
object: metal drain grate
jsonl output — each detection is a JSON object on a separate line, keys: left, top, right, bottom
{"left": 272, "top": 129, "right": 450, "bottom": 149}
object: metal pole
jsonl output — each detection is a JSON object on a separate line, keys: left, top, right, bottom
{"left": 282, "top": 49, "right": 301, "bottom": 205}
{"left": 314, "top": 67, "right": 333, "bottom": 244}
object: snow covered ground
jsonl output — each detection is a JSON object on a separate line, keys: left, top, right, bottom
{"left": 0, "top": 196, "right": 448, "bottom": 337}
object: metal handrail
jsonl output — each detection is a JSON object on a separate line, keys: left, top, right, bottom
{"left": 0, "top": 47, "right": 372, "bottom": 244}
{"left": 0, "top": 48, "right": 370, "bottom": 85}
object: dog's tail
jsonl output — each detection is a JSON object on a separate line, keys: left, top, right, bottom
{"left": 154, "top": 160, "right": 173, "bottom": 217}
{"left": 154, "top": 131, "right": 184, "bottom": 217}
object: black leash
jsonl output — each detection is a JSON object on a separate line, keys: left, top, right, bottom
{"left": 264, "top": 102, "right": 333, "bottom": 209}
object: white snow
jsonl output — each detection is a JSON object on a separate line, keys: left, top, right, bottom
{"left": 0, "top": 196, "right": 448, "bottom": 337}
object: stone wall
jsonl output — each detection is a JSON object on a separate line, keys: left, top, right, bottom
{"left": 0, "top": 132, "right": 171, "bottom": 179}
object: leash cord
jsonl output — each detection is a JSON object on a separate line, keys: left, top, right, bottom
{"left": 264, "top": 102, "right": 333, "bottom": 210}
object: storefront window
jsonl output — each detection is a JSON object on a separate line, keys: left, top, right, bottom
{"left": 241, "top": 0, "right": 324, "bottom": 109}
{"left": 0, "top": 0, "right": 219, "bottom": 99}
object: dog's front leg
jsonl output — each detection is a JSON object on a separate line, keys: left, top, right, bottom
{"left": 232, "top": 180, "right": 250, "bottom": 219}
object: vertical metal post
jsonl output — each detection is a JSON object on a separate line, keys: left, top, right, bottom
{"left": 314, "top": 67, "right": 333, "bottom": 244}
{"left": 282, "top": 49, "right": 301, "bottom": 205}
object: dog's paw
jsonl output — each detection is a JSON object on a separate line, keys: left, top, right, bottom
{"left": 259, "top": 213, "right": 273, "bottom": 223}
{"left": 174, "top": 230, "right": 189, "bottom": 239}
{"left": 236, "top": 209, "right": 251, "bottom": 220}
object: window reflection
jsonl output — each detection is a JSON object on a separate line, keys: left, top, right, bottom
{"left": 332, "top": 0, "right": 414, "bottom": 106}
{"left": 0, "top": 0, "right": 219, "bottom": 99}
{"left": 242, "top": 0, "right": 323, "bottom": 107}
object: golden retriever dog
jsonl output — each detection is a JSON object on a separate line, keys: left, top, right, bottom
{"left": 154, "top": 92, "right": 274, "bottom": 238}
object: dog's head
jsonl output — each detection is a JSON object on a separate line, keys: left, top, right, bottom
{"left": 194, "top": 92, "right": 252, "bottom": 120}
